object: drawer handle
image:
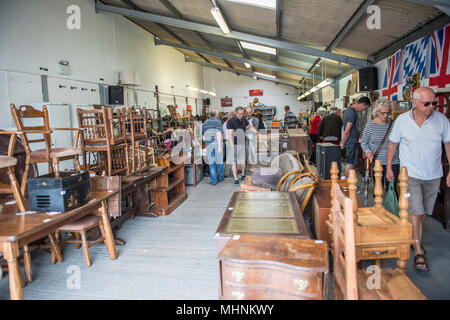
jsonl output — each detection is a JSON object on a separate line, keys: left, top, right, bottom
{"left": 293, "top": 279, "right": 309, "bottom": 291}
{"left": 232, "top": 291, "right": 245, "bottom": 300}
{"left": 372, "top": 250, "right": 389, "bottom": 255}
{"left": 232, "top": 271, "right": 245, "bottom": 283}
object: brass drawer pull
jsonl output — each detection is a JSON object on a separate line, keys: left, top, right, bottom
{"left": 372, "top": 250, "right": 389, "bottom": 255}
{"left": 232, "top": 291, "right": 245, "bottom": 300}
{"left": 232, "top": 271, "right": 245, "bottom": 283}
{"left": 293, "top": 279, "right": 309, "bottom": 291}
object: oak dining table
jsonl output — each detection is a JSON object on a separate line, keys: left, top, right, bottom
{"left": 0, "top": 189, "right": 119, "bottom": 300}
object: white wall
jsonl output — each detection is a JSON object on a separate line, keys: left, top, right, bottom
{"left": 203, "top": 68, "right": 312, "bottom": 119}
{"left": 0, "top": 0, "right": 205, "bottom": 127}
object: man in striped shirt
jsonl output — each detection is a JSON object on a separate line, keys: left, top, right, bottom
{"left": 284, "top": 105, "right": 298, "bottom": 130}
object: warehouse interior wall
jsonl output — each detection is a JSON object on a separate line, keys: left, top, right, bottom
{"left": 0, "top": 0, "right": 205, "bottom": 130}
{"left": 203, "top": 68, "right": 312, "bottom": 119}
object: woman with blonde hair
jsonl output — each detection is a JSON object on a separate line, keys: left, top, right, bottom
{"left": 361, "top": 98, "right": 400, "bottom": 190}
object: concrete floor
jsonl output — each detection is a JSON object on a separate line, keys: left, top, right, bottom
{"left": 0, "top": 175, "right": 449, "bottom": 300}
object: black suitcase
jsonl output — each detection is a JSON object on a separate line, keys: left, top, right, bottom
{"left": 316, "top": 143, "right": 341, "bottom": 180}
{"left": 28, "top": 171, "right": 92, "bottom": 212}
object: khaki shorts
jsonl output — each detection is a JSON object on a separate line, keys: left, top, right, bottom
{"left": 408, "top": 177, "right": 441, "bottom": 216}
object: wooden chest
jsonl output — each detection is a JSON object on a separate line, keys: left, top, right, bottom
{"left": 218, "top": 235, "right": 329, "bottom": 300}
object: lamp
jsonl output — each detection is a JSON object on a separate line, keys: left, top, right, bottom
{"left": 211, "top": 7, "right": 230, "bottom": 34}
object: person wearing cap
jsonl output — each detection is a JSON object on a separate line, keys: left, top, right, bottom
{"left": 309, "top": 107, "right": 326, "bottom": 163}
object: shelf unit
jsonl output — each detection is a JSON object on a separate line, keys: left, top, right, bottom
{"left": 151, "top": 163, "right": 187, "bottom": 216}
{"left": 257, "top": 106, "right": 277, "bottom": 121}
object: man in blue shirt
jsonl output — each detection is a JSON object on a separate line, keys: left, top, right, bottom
{"left": 284, "top": 105, "right": 298, "bottom": 130}
{"left": 340, "top": 96, "right": 371, "bottom": 177}
{"left": 202, "top": 109, "right": 224, "bottom": 185}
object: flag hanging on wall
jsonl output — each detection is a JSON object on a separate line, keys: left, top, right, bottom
{"left": 382, "top": 49, "right": 402, "bottom": 101}
{"left": 400, "top": 35, "right": 429, "bottom": 100}
{"left": 427, "top": 23, "right": 450, "bottom": 106}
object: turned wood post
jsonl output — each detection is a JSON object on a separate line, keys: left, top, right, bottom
{"left": 373, "top": 160, "right": 383, "bottom": 208}
{"left": 348, "top": 169, "right": 358, "bottom": 223}
{"left": 398, "top": 166, "right": 409, "bottom": 225}
{"left": 330, "top": 162, "right": 339, "bottom": 208}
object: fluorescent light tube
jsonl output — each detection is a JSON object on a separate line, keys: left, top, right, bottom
{"left": 254, "top": 72, "right": 276, "bottom": 79}
{"left": 240, "top": 41, "right": 276, "bottom": 55}
{"left": 317, "top": 78, "right": 333, "bottom": 88}
{"left": 211, "top": 7, "right": 230, "bottom": 34}
{"left": 208, "top": 91, "right": 217, "bottom": 96}
{"left": 187, "top": 86, "right": 199, "bottom": 92}
{"left": 244, "top": 62, "right": 252, "bottom": 68}
{"left": 199, "top": 89, "right": 209, "bottom": 94}
{"left": 224, "top": 0, "right": 276, "bottom": 10}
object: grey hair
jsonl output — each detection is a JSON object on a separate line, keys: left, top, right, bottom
{"left": 235, "top": 106, "right": 244, "bottom": 112}
{"left": 209, "top": 109, "right": 217, "bottom": 117}
{"left": 372, "top": 98, "right": 392, "bottom": 118}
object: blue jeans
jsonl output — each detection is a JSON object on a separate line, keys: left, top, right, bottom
{"left": 206, "top": 143, "right": 223, "bottom": 184}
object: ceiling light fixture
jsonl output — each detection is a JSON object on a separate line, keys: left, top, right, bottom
{"left": 297, "top": 78, "right": 333, "bottom": 100}
{"left": 224, "top": 0, "right": 276, "bottom": 10}
{"left": 211, "top": 7, "right": 230, "bottom": 34}
{"left": 244, "top": 62, "right": 251, "bottom": 68}
{"left": 240, "top": 41, "right": 276, "bottom": 55}
{"left": 187, "top": 85, "right": 199, "bottom": 92}
{"left": 254, "top": 72, "right": 276, "bottom": 79}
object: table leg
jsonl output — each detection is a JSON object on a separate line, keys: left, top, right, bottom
{"left": 23, "top": 245, "right": 32, "bottom": 282}
{"left": 2, "top": 242, "right": 24, "bottom": 300}
{"left": 100, "top": 200, "right": 117, "bottom": 260}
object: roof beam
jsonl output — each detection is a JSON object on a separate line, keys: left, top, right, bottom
{"left": 371, "top": 13, "right": 450, "bottom": 62}
{"left": 157, "top": 0, "right": 236, "bottom": 72}
{"left": 96, "top": 1, "right": 372, "bottom": 68}
{"left": 185, "top": 57, "right": 300, "bottom": 88}
{"left": 156, "top": 39, "right": 323, "bottom": 80}
{"left": 119, "top": 0, "right": 212, "bottom": 65}
{"left": 406, "top": 0, "right": 450, "bottom": 16}
{"left": 300, "top": 0, "right": 377, "bottom": 84}
{"left": 275, "top": 0, "right": 281, "bottom": 78}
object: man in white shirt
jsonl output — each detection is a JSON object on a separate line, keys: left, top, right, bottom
{"left": 386, "top": 87, "right": 450, "bottom": 272}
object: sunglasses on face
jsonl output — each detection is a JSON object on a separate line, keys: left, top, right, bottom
{"left": 419, "top": 100, "right": 438, "bottom": 107}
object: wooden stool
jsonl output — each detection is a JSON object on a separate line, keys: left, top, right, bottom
{"left": 56, "top": 215, "right": 106, "bottom": 267}
{"left": 332, "top": 182, "right": 426, "bottom": 300}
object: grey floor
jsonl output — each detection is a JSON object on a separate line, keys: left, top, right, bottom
{"left": 0, "top": 175, "right": 449, "bottom": 300}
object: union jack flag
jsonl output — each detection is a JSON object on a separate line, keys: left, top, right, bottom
{"left": 382, "top": 49, "right": 402, "bottom": 101}
{"left": 428, "top": 23, "right": 450, "bottom": 106}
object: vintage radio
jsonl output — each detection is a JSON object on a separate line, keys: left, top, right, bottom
{"left": 28, "top": 171, "right": 92, "bottom": 212}
{"left": 316, "top": 143, "right": 341, "bottom": 179}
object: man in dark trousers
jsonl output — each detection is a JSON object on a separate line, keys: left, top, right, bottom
{"left": 202, "top": 109, "right": 223, "bottom": 185}
{"left": 340, "top": 96, "right": 371, "bottom": 178}
{"left": 226, "top": 106, "right": 258, "bottom": 185}
{"left": 318, "top": 106, "right": 343, "bottom": 145}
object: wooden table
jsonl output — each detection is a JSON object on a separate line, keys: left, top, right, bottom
{"left": 215, "top": 192, "right": 310, "bottom": 253}
{"left": 0, "top": 190, "right": 119, "bottom": 300}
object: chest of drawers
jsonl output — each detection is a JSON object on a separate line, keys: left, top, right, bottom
{"left": 218, "top": 235, "right": 329, "bottom": 300}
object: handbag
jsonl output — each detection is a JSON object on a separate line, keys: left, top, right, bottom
{"left": 366, "top": 121, "right": 393, "bottom": 177}
{"left": 384, "top": 181, "right": 400, "bottom": 215}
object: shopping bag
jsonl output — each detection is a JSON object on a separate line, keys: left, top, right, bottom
{"left": 384, "top": 181, "right": 399, "bottom": 215}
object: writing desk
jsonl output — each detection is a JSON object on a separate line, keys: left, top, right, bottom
{"left": 0, "top": 189, "right": 119, "bottom": 300}
{"left": 215, "top": 192, "right": 310, "bottom": 253}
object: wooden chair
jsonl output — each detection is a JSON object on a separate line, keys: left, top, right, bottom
{"left": 55, "top": 214, "right": 108, "bottom": 267}
{"left": 328, "top": 161, "right": 414, "bottom": 271}
{"left": 77, "top": 106, "right": 129, "bottom": 176}
{"left": 124, "top": 106, "right": 148, "bottom": 172}
{"left": 10, "top": 104, "right": 82, "bottom": 195}
{"left": 0, "top": 131, "right": 62, "bottom": 283}
{"left": 332, "top": 182, "right": 426, "bottom": 300}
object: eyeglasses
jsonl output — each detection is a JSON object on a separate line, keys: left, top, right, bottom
{"left": 418, "top": 100, "right": 438, "bottom": 107}
{"left": 379, "top": 112, "right": 390, "bottom": 115}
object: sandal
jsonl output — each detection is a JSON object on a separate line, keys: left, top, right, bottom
{"left": 411, "top": 244, "right": 426, "bottom": 255}
{"left": 414, "top": 254, "right": 429, "bottom": 271}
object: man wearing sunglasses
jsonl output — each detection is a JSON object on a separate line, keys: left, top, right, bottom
{"left": 387, "top": 86, "right": 450, "bottom": 272}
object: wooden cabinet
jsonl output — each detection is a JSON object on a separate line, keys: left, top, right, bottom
{"left": 151, "top": 163, "right": 187, "bottom": 216}
{"left": 218, "top": 235, "right": 329, "bottom": 300}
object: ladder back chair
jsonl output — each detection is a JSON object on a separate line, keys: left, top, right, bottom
{"left": 124, "top": 107, "right": 148, "bottom": 172}
{"left": 332, "top": 182, "right": 426, "bottom": 300}
{"left": 77, "top": 106, "right": 129, "bottom": 176}
{"left": 10, "top": 104, "right": 82, "bottom": 195}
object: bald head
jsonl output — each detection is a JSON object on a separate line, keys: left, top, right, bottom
{"left": 413, "top": 87, "right": 435, "bottom": 101}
